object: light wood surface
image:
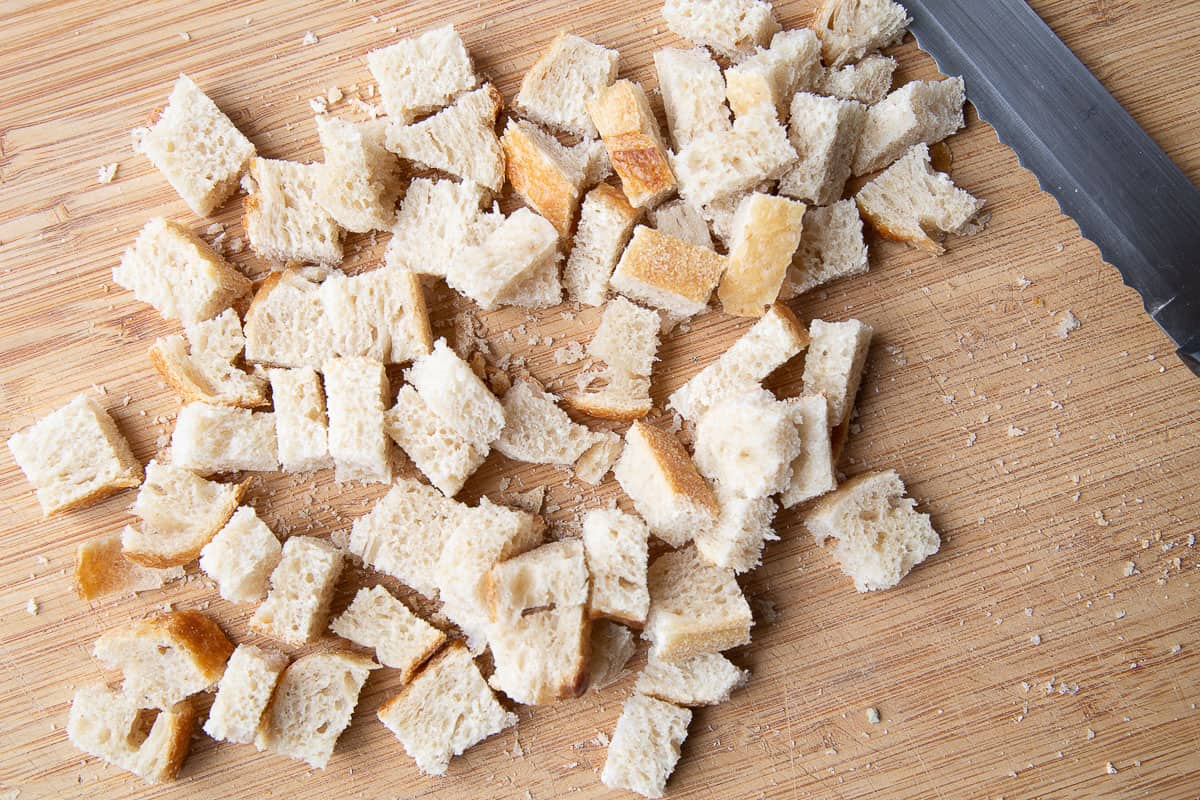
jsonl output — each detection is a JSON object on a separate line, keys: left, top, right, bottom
{"left": 2, "top": 1, "right": 1198, "bottom": 798}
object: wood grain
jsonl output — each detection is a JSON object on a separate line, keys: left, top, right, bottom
{"left": 2, "top": 1, "right": 1199, "bottom": 798}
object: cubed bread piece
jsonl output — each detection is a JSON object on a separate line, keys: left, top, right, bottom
{"left": 322, "top": 357, "right": 391, "bottom": 484}
{"left": 819, "top": 54, "right": 897, "bottom": 105}
{"left": 780, "top": 394, "right": 837, "bottom": 507}
{"left": 575, "top": 430, "right": 624, "bottom": 484}
{"left": 806, "top": 469, "right": 940, "bottom": 591}
{"left": 75, "top": 533, "right": 184, "bottom": 600}
{"left": 199, "top": 506, "right": 281, "bottom": 603}
{"left": 813, "top": 0, "right": 911, "bottom": 67}
{"left": 570, "top": 135, "right": 614, "bottom": 185}
{"left": 7, "top": 395, "right": 142, "bottom": 517}
{"left": 377, "top": 643, "right": 517, "bottom": 776}
{"left": 255, "top": 651, "right": 377, "bottom": 768}
{"left": 781, "top": 199, "right": 869, "bottom": 298}
{"left": 854, "top": 78, "right": 965, "bottom": 175}
{"left": 406, "top": 339, "right": 505, "bottom": 448}
{"left": 613, "top": 422, "right": 718, "bottom": 548}
{"left": 243, "top": 157, "right": 344, "bottom": 266}
{"left": 123, "top": 461, "right": 246, "bottom": 568}
{"left": 501, "top": 118, "right": 588, "bottom": 238}
{"left": 717, "top": 193, "right": 806, "bottom": 317}
{"left": 385, "top": 385, "right": 486, "bottom": 497}
{"left": 487, "top": 539, "right": 588, "bottom": 624}
{"left": 170, "top": 403, "right": 278, "bottom": 474}
{"left": 693, "top": 390, "right": 801, "bottom": 498}
{"left": 367, "top": 24, "right": 477, "bottom": 123}
{"left": 644, "top": 545, "right": 752, "bottom": 660}
{"left": 856, "top": 142, "right": 985, "bottom": 253}
{"left": 601, "top": 693, "right": 692, "bottom": 799}
{"left": 695, "top": 494, "right": 778, "bottom": 573}
{"left": 67, "top": 684, "right": 196, "bottom": 784}
{"left": 668, "top": 303, "right": 809, "bottom": 422}
{"left": 330, "top": 585, "right": 446, "bottom": 682}
{"left": 661, "top": 0, "right": 780, "bottom": 60}
{"left": 588, "top": 620, "right": 637, "bottom": 690}
{"left": 563, "top": 183, "right": 640, "bottom": 306}
{"left": 778, "top": 92, "right": 867, "bottom": 206}
{"left": 636, "top": 652, "right": 748, "bottom": 706}
{"left": 588, "top": 80, "right": 676, "bottom": 208}
{"left": 725, "top": 29, "right": 822, "bottom": 118}
{"left": 515, "top": 32, "right": 620, "bottom": 138}
{"left": 803, "top": 318, "right": 874, "bottom": 435}
{"left": 495, "top": 380, "right": 596, "bottom": 465}
{"left": 139, "top": 74, "right": 255, "bottom": 216}
{"left": 318, "top": 267, "right": 432, "bottom": 363}
{"left": 567, "top": 296, "right": 662, "bottom": 421}
{"left": 649, "top": 199, "right": 712, "bottom": 249}
{"left": 385, "top": 178, "right": 488, "bottom": 276}
{"left": 611, "top": 226, "right": 728, "bottom": 318}
{"left": 203, "top": 644, "right": 288, "bottom": 745}
{"left": 150, "top": 309, "right": 268, "bottom": 408}
{"left": 672, "top": 104, "right": 797, "bottom": 208}
{"left": 445, "top": 208, "right": 559, "bottom": 309}
{"left": 243, "top": 269, "right": 336, "bottom": 369}
{"left": 314, "top": 116, "right": 403, "bottom": 233}
{"left": 491, "top": 245, "right": 563, "bottom": 309}
{"left": 653, "top": 47, "right": 731, "bottom": 151}
{"left": 488, "top": 605, "right": 590, "bottom": 704}
{"left": 249, "top": 536, "right": 344, "bottom": 646}
{"left": 267, "top": 367, "right": 333, "bottom": 472}
{"left": 347, "top": 478, "right": 467, "bottom": 598}
{"left": 386, "top": 84, "right": 505, "bottom": 192}
{"left": 582, "top": 508, "right": 650, "bottom": 625}
{"left": 93, "top": 610, "right": 234, "bottom": 709}
{"left": 113, "top": 218, "right": 251, "bottom": 324}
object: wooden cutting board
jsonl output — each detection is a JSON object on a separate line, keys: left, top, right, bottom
{"left": 2, "top": 1, "right": 1198, "bottom": 798}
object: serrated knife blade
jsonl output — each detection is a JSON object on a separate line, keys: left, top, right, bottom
{"left": 904, "top": 0, "right": 1200, "bottom": 375}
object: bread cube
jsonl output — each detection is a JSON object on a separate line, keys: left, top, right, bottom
{"left": 661, "top": 0, "right": 780, "bottom": 60}
{"left": 653, "top": 47, "right": 730, "bottom": 151}
{"left": 243, "top": 269, "right": 336, "bottom": 369}
{"left": 367, "top": 24, "right": 477, "bottom": 123}
{"left": 567, "top": 295, "right": 661, "bottom": 421}
{"left": 588, "top": 80, "right": 676, "bottom": 208}
{"left": 563, "top": 183, "right": 640, "bottom": 306}
{"left": 170, "top": 403, "right": 278, "bottom": 474}
{"left": 330, "top": 585, "right": 446, "bottom": 682}
{"left": 780, "top": 394, "right": 837, "bottom": 508}
{"left": 491, "top": 244, "right": 564, "bottom": 309}
{"left": 693, "top": 390, "right": 801, "bottom": 499}
{"left": 444, "top": 208, "right": 559, "bottom": 309}
{"left": 515, "top": 32, "right": 619, "bottom": 138}
{"left": 635, "top": 652, "right": 748, "bottom": 707}
{"left": 695, "top": 494, "right": 778, "bottom": 573}
{"left": 803, "top": 318, "right": 874, "bottom": 427}
{"left": 782, "top": 199, "right": 869, "bottom": 298}
{"left": 267, "top": 367, "right": 332, "bottom": 473}
{"left": 649, "top": 199, "right": 712, "bottom": 250}
{"left": 405, "top": 339, "right": 504, "bottom": 448}
{"left": 854, "top": 78, "right": 965, "bottom": 175}
{"left": 717, "top": 193, "right": 806, "bottom": 317}
{"left": 250, "top": 536, "right": 344, "bottom": 645}
{"left": 819, "top": 54, "right": 897, "bottom": 105}
{"left": 199, "top": 506, "right": 282, "bottom": 604}
{"left": 67, "top": 684, "right": 196, "bottom": 784}
{"left": 150, "top": 309, "right": 268, "bottom": 408}
{"left": 488, "top": 605, "right": 589, "bottom": 704}
{"left": 501, "top": 118, "right": 589, "bottom": 237}
{"left": 385, "top": 385, "right": 485, "bottom": 497}
{"left": 487, "top": 539, "right": 589, "bottom": 624}
{"left": 601, "top": 693, "right": 692, "bottom": 798}
{"left": 611, "top": 225, "right": 727, "bottom": 318}
{"left": 495, "top": 380, "right": 597, "bottom": 465}
{"left": 243, "top": 157, "right": 344, "bottom": 265}
{"left": 386, "top": 84, "right": 505, "bottom": 192}
{"left": 582, "top": 508, "right": 650, "bottom": 625}
{"left": 203, "top": 644, "right": 288, "bottom": 745}
{"left": 315, "top": 116, "right": 403, "bottom": 232}
{"left": 318, "top": 267, "right": 432, "bottom": 363}
{"left": 588, "top": 620, "right": 637, "bottom": 690}
{"left": 672, "top": 104, "right": 797, "bottom": 208}
{"left": 779, "top": 92, "right": 867, "bottom": 206}
{"left": 384, "top": 178, "right": 488, "bottom": 276}
{"left": 725, "top": 29, "right": 822, "bottom": 119}
{"left": 75, "top": 533, "right": 184, "bottom": 600}
{"left": 323, "top": 357, "right": 391, "bottom": 484}
{"left": 813, "top": 0, "right": 911, "bottom": 67}
{"left": 644, "top": 545, "right": 752, "bottom": 660}
{"left": 613, "top": 422, "right": 718, "bottom": 548}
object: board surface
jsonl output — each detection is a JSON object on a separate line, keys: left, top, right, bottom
{"left": 1, "top": 1, "right": 1198, "bottom": 798}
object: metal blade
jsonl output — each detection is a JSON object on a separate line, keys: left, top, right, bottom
{"left": 905, "top": 0, "right": 1200, "bottom": 374}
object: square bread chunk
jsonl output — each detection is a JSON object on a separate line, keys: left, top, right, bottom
{"left": 649, "top": 199, "right": 712, "bottom": 250}
{"left": 267, "top": 367, "right": 333, "bottom": 472}
{"left": 385, "top": 177, "right": 488, "bottom": 276}
{"left": 780, "top": 394, "right": 837, "bottom": 508}
{"left": 377, "top": 643, "right": 517, "bottom": 776}
{"left": 635, "top": 652, "right": 748, "bottom": 707}
{"left": 75, "top": 533, "right": 184, "bottom": 600}
{"left": 806, "top": 469, "right": 940, "bottom": 591}
{"left": 249, "top": 536, "right": 344, "bottom": 646}
{"left": 203, "top": 644, "right": 288, "bottom": 745}
{"left": 406, "top": 339, "right": 505, "bottom": 448}
{"left": 588, "top": 620, "right": 637, "bottom": 690}
{"left": 613, "top": 422, "right": 718, "bottom": 548}
{"left": 653, "top": 47, "right": 730, "bottom": 151}
{"left": 574, "top": 431, "right": 624, "bottom": 484}
{"left": 367, "top": 24, "right": 477, "bottom": 123}
{"left": 113, "top": 218, "right": 251, "bottom": 324}
{"left": 803, "top": 318, "right": 874, "bottom": 428}
{"left": 661, "top": 0, "right": 780, "bottom": 60}
{"left": 150, "top": 308, "right": 268, "bottom": 408}
{"left": 601, "top": 693, "right": 692, "bottom": 799}
{"left": 445, "top": 208, "right": 559, "bottom": 310}
{"left": 819, "top": 53, "right": 897, "bottom": 105}
{"left": 854, "top": 78, "right": 965, "bottom": 175}
{"left": 582, "top": 508, "right": 650, "bottom": 625}
{"left": 8, "top": 394, "right": 142, "bottom": 516}
{"left": 782, "top": 199, "right": 869, "bottom": 298}
{"left": 314, "top": 116, "right": 403, "bottom": 233}
{"left": 644, "top": 545, "right": 752, "bottom": 661}
{"left": 610, "top": 226, "right": 728, "bottom": 318}
{"left": 386, "top": 84, "right": 505, "bottom": 192}
{"left": 318, "top": 268, "right": 432, "bottom": 363}
{"left": 243, "top": 157, "right": 344, "bottom": 266}
{"left": 487, "top": 539, "right": 589, "bottom": 624}
{"left": 385, "top": 385, "right": 486, "bottom": 497}
{"left": 563, "top": 183, "right": 640, "bottom": 307}
{"left": 672, "top": 104, "right": 797, "bottom": 208}
{"left": 67, "top": 684, "right": 196, "bottom": 784}
{"left": 199, "top": 506, "right": 282, "bottom": 604}
{"left": 515, "top": 32, "right": 619, "bottom": 138}
{"left": 588, "top": 80, "right": 676, "bottom": 208}
{"left": 694, "top": 494, "right": 778, "bottom": 573}
{"left": 139, "top": 73, "right": 255, "bottom": 216}
{"left": 93, "top": 610, "right": 234, "bottom": 709}
{"left": 778, "top": 93, "right": 867, "bottom": 206}
{"left": 813, "top": 0, "right": 911, "bottom": 68}
{"left": 488, "top": 605, "right": 590, "bottom": 705}
{"left": 567, "top": 295, "right": 662, "bottom": 421}
{"left": 501, "top": 117, "right": 590, "bottom": 238}
{"left": 495, "top": 380, "right": 597, "bottom": 465}
{"left": 725, "top": 29, "right": 822, "bottom": 119}
{"left": 323, "top": 357, "right": 391, "bottom": 484}
{"left": 243, "top": 269, "right": 336, "bottom": 369}
{"left": 717, "top": 193, "right": 806, "bottom": 317}
{"left": 170, "top": 403, "right": 278, "bottom": 474}
{"left": 330, "top": 585, "right": 446, "bottom": 682}
{"left": 693, "top": 389, "right": 801, "bottom": 499}
{"left": 491, "top": 245, "right": 564, "bottom": 310}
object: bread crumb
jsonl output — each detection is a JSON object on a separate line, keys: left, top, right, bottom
{"left": 554, "top": 341, "right": 586, "bottom": 365}
{"left": 1029, "top": 634, "right": 1041, "bottom": 645}
{"left": 1095, "top": 511, "right": 1110, "bottom": 527}
{"left": 25, "top": 598, "right": 38, "bottom": 615}
{"left": 1122, "top": 561, "right": 1137, "bottom": 577}
{"left": 1105, "top": 762, "right": 1117, "bottom": 775}
{"left": 866, "top": 707, "right": 880, "bottom": 724}
{"left": 327, "top": 86, "right": 344, "bottom": 104}
{"left": 1007, "top": 425, "right": 1026, "bottom": 437}
{"left": 965, "top": 432, "right": 976, "bottom": 446}
{"left": 1087, "top": 728, "right": 1096, "bottom": 740}
{"left": 97, "top": 163, "right": 119, "bottom": 184}
{"left": 1016, "top": 275, "right": 1032, "bottom": 289}
{"left": 1170, "top": 644, "right": 1182, "bottom": 654}
{"left": 1056, "top": 310, "right": 1080, "bottom": 339}
{"left": 302, "top": 31, "right": 319, "bottom": 44}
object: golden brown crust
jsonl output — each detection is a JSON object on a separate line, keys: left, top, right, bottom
{"left": 147, "top": 340, "right": 269, "bottom": 409}
{"left": 632, "top": 422, "right": 719, "bottom": 516}
{"left": 616, "top": 226, "right": 728, "bottom": 309}
{"left": 560, "top": 606, "right": 591, "bottom": 699}
{"left": 75, "top": 534, "right": 151, "bottom": 600}
{"left": 855, "top": 197, "right": 944, "bottom": 254}
{"left": 397, "top": 269, "right": 434, "bottom": 358}
{"left": 588, "top": 81, "right": 676, "bottom": 208}
{"left": 151, "top": 610, "right": 236, "bottom": 682}
{"left": 158, "top": 698, "right": 198, "bottom": 782}
{"left": 399, "top": 632, "right": 448, "bottom": 685}
{"left": 717, "top": 197, "right": 806, "bottom": 318}
{"left": 501, "top": 122, "right": 579, "bottom": 238}
{"left": 587, "top": 607, "right": 646, "bottom": 630}
{"left": 769, "top": 302, "right": 811, "bottom": 351}
{"left": 564, "top": 390, "right": 652, "bottom": 421}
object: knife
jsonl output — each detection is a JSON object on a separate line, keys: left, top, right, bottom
{"left": 904, "top": 0, "right": 1200, "bottom": 375}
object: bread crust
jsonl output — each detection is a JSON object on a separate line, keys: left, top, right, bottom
{"left": 395, "top": 269, "right": 434, "bottom": 358}
{"left": 588, "top": 81, "right": 676, "bottom": 208}
{"left": 501, "top": 121, "right": 580, "bottom": 238}
{"left": 631, "top": 421, "right": 719, "bottom": 517}
{"left": 148, "top": 340, "right": 269, "bottom": 409}
{"left": 855, "top": 197, "right": 944, "bottom": 254}
{"left": 613, "top": 226, "right": 728, "bottom": 312}
{"left": 564, "top": 390, "right": 652, "bottom": 421}
{"left": 718, "top": 196, "right": 806, "bottom": 317}
{"left": 122, "top": 478, "right": 249, "bottom": 568}
{"left": 146, "top": 610, "right": 236, "bottom": 683}
{"left": 157, "top": 697, "right": 199, "bottom": 781}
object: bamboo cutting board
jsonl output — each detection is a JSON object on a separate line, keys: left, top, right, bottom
{"left": 1, "top": 1, "right": 1198, "bottom": 798}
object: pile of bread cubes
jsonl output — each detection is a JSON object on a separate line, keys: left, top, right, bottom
{"left": 7, "top": 0, "right": 986, "bottom": 795}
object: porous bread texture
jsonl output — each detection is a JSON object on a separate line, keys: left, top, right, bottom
{"left": 724, "top": 29, "right": 822, "bottom": 119}
{"left": 501, "top": 117, "right": 590, "bottom": 238}
{"left": 367, "top": 24, "right": 477, "bottom": 123}
{"left": 75, "top": 533, "right": 184, "bottom": 600}
{"left": 198, "top": 505, "right": 281, "bottom": 604}
{"left": 813, "top": 0, "right": 911, "bottom": 67}
{"left": 781, "top": 199, "right": 869, "bottom": 299}
{"left": 635, "top": 652, "right": 748, "bottom": 706}
{"left": 7, "top": 394, "right": 142, "bottom": 517}
{"left": 377, "top": 643, "right": 517, "bottom": 776}
{"left": 123, "top": 460, "right": 246, "bottom": 568}
{"left": 170, "top": 402, "right": 278, "bottom": 474}
{"left": 405, "top": 339, "right": 505, "bottom": 454}
{"left": 314, "top": 116, "right": 402, "bottom": 233}
{"left": 588, "top": 620, "right": 637, "bottom": 690}
{"left": 661, "top": 0, "right": 780, "bottom": 60}
{"left": 613, "top": 421, "right": 718, "bottom": 548}
{"left": 717, "top": 193, "right": 806, "bottom": 317}
{"left": 644, "top": 545, "right": 752, "bottom": 661}
{"left": 668, "top": 303, "right": 809, "bottom": 422}
{"left": 856, "top": 142, "right": 985, "bottom": 253}
{"left": 601, "top": 693, "right": 692, "bottom": 799}
{"left": 819, "top": 53, "right": 897, "bottom": 105}
{"left": 203, "top": 644, "right": 288, "bottom": 745}
{"left": 693, "top": 389, "right": 801, "bottom": 499}
{"left": 139, "top": 73, "right": 255, "bottom": 215}
{"left": 780, "top": 394, "right": 837, "bottom": 508}
{"left": 802, "top": 318, "right": 874, "bottom": 428}
{"left": 93, "top": 610, "right": 234, "bottom": 709}
{"left": 444, "top": 208, "right": 560, "bottom": 309}
{"left": 267, "top": 367, "right": 333, "bottom": 472}
{"left": 610, "top": 225, "right": 728, "bottom": 318}
{"left": 495, "top": 380, "right": 597, "bottom": 465}
{"left": 386, "top": 84, "right": 506, "bottom": 192}
{"left": 582, "top": 507, "right": 650, "bottom": 625}
{"left": 487, "top": 539, "right": 589, "bottom": 624}
{"left": 563, "top": 183, "right": 640, "bottom": 306}
{"left": 243, "top": 269, "right": 336, "bottom": 369}
{"left": 249, "top": 536, "right": 344, "bottom": 646}
{"left": 385, "top": 178, "right": 488, "bottom": 276}
{"left": 323, "top": 356, "right": 392, "bottom": 484}
{"left": 574, "top": 430, "right": 624, "bottom": 484}
{"left": 515, "top": 32, "right": 619, "bottom": 138}
{"left": 648, "top": 199, "right": 712, "bottom": 250}
{"left": 255, "top": 651, "right": 377, "bottom": 769}
{"left": 488, "top": 604, "right": 590, "bottom": 705}
{"left": 492, "top": 244, "right": 564, "bottom": 309}
{"left": 567, "top": 294, "right": 661, "bottom": 420}
{"left": 694, "top": 494, "right": 778, "bottom": 573}
{"left": 330, "top": 585, "right": 446, "bottom": 682}
{"left": 67, "top": 684, "right": 196, "bottom": 784}
{"left": 806, "top": 469, "right": 941, "bottom": 591}
{"left": 778, "top": 92, "right": 867, "bottom": 206}
{"left": 672, "top": 103, "right": 797, "bottom": 208}
{"left": 242, "top": 157, "right": 344, "bottom": 266}
{"left": 854, "top": 77, "right": 965, "bottom": 175}
{"left": 588, "top": 80, "right": 676, "bottom": 208}
{"left": 653, "top": 47, "right": 730, "bottom": 151}
{"left": 318, "top": 267, "right": 432, "bottom": 363}
{"left": 113, "top": 217, "right": 251, "bottom": 324}
{"left": 385, "top": 385, "right": 486, "bottom": 497}
{"left": 149, "top": 309, "right": 268, "bottom": 408}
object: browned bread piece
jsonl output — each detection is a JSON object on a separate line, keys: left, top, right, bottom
{"left": 75, "top": 532, "right": 183, "bottom": 601}
{"left": 610, "top": 226, "right": 727, "bottom": 318}
{"left": 67, "top": 684, "right": 196, "bottom": 783}
{"left": 716, "top": 193, "right": 806, "bottom": 318}
{"left": 487, "top": 604, "right": 591, "bottom": 705}
{"left": 643, "top": 545, "right": 752, "bottom": 661}
{"left": 588, "top": 80, "right": 676, "bottom": 208}
{"left": 501, "top": 117, "right": 589, "bottom": 238}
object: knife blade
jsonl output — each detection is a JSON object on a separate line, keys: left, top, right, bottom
{"left": 904, "top": 0, "right": 1200, "bottom": 375}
